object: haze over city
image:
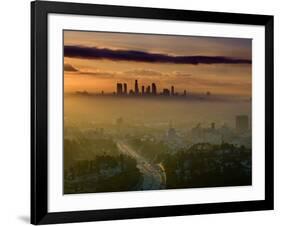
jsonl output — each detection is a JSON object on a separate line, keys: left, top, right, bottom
{"left": 63, "top": 30, "right": 252, "bottom": 194}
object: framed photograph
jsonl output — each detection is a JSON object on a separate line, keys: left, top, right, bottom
{"left": 31, "top": 1, "right": 274, "bottom": 224}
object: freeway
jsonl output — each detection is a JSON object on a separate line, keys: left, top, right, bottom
{"left": 116, "top": 140, "right": 166, "bottom": 190}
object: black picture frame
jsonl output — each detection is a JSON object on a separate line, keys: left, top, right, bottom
{"left": 31, "top": 0, "right": 274, "bottom": 224}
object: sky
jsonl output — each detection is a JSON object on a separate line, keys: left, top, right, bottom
{"left": 64, "top": 30, "right": 252, "bottom": 97}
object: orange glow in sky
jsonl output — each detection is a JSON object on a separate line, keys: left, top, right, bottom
{"left": 64, "top": 30, "right": 252, "bottom": 97}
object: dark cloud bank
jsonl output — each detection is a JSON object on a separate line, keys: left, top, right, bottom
{"left": 64, "top": 45, "right": 251, "bottom": 65}
{"left": 64, "top": 63, "right": 78, "bottom": 72}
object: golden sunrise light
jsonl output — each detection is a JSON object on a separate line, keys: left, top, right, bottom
{"left": 63, "top": 30, "right": 252, "bottom": 97}
{"left": 63, "top": 30, "right": 252, "bottom": 195}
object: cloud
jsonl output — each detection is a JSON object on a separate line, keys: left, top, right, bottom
{"left": 64, "top": 45, "right": 252, "bottom": 65}
{"left": 65, "top": 65, "right": 194, "bottom": 79}
{"left": 171, "top": 71, "right": 192, "bottom": 77}
{"left": 64, "top": 63, "right": 78, "bottom": 72}
{"left": 183, "top": 76, "right": 251, "bottom": 89}
{"left": 124, "top": 69, "right": 164, "bottom": 77}
{"left": 64, "top": 63, "right": 116, "bottom": 78}
{"left": 80, "top": 71, "right": 116, "bottom": 78}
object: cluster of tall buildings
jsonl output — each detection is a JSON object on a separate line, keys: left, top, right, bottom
{"left": 116, "top": 80, "right": 186, "bottom": 96}
{"left": 188, "top": 115, "right": 250, "bottom": 147}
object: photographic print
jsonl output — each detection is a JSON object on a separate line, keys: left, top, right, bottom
{"left": 31, "top": 2, "right": 274, "bottom": 223}
{"left": 63, "top": 30, "right": 252, "bottom": 194}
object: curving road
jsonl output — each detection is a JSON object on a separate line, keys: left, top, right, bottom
{"left": 116, "top": 140, "right": 166, "bottom": 190}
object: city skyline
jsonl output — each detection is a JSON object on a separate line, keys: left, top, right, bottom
{"left": 64, "top": 31, "right": 252, "bottom": 97}
{"left": 116, "top": 80, "right": 184, "bottom": 96}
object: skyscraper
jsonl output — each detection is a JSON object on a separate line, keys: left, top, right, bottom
{"left": 129, "top": 89, "right": 134, "bottom": 95}
{"left": 146, "top": 85, "right": 151, "bottom": 94}
{"left": 134, "top": 80, "right": 139, "bottom": 95}
{"left": 141, "top": 85, "right": 145, "bottom": 95}
{"left": 152, "top": 83, "right": 157, "bottom": 95}
{"left": 163, "top": 88, "right": 170, "bottom": 96}
{"left": 236, "top": 115, "right": 249, "bottom": 132}
{"left": 123, "top": 83, "right": 127, "bottom": 95}
{"left": 171, "top": 86, "right": 174, "bottom": 96}
{"left": 116, "top": 83, "right": 123, "bottom": 95}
